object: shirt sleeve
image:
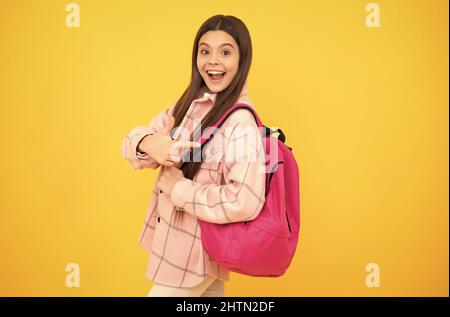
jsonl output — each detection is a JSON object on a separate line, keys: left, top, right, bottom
{"left": 170, "top": 109, "right": 267, "bottom": 224}
{"left": 121, "top": 103, "right": 176, "bottom": 170}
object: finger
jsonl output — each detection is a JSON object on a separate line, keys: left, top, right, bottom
{"left": 174, "top": 141, "right": 201, "bottom": 149}
{"left": 167, "top": 147, "right": 182, "bottom": 161}
{"left": 189, "top": 141, "right": 201, "bottom": 148}
{"left": 167, "top": 154, "right": 181, "bottom": 163}
{"left": 161, "top": 160, "right": 176, "bottom": 167}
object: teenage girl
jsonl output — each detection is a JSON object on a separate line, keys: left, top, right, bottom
{"left": 121, "top": 15, "right": 266, "bottom": 297}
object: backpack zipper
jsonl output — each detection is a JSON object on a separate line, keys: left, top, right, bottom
{"left": 285, "top": 212, "right": 291, "bottom": 234}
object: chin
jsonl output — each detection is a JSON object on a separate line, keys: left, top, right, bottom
{"left": 207, "top": 86, "right": 221, "bottom": 93}
{"left": 205, "top": 81, "right": 229, "bottom": 94}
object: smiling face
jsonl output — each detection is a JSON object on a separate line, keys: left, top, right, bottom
{"left": 197, "top": 30, "right": 240, "bottom": 93}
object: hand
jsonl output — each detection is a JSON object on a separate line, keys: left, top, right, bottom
{"left": 139, "top": 116, "right": 200, "bottom": 167}
{"left": 157, "top": 166, "right": 185, "bottom": 196}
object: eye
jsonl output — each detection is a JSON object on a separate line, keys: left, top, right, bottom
{"left": 223, "top": 50, "right": 231, "bottom": 56}
{"left": 200, "top": 49, "right": 209, "bottom": 55}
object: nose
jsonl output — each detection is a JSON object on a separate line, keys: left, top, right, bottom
{"left": 208, "top": 60, "right": 219, "bottom": 66}
{"left": 208, "top": 51, "right": 220, "bottom": 65}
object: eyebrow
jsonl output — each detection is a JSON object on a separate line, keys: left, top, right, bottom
{"left": 199, "top": 42, "right": 234, "bottom": 49}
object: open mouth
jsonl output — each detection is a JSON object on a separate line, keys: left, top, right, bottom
{"left": 207, "top": 70, "right": 226, "bottom": 83}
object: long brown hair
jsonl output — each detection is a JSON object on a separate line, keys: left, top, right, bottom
{"left": 170, "top": 15, "right": 253, "bottom": 223}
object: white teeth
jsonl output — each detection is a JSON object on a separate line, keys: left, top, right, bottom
{"left": 207, "top": 71, "right": 225, "bottom": 75}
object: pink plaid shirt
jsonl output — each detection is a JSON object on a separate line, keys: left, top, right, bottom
{"left": 121, "top": 83, "right": 266, "bottom": 287}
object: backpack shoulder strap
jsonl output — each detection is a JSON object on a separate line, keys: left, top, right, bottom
{"left": 198, "top": 103, "right": 263, "bottom": 146}
{"left": 215, "top": 103, "right": 263, "bottom": 128}
{"left": 180, "top": 104, "right": 264, "bottom": 167}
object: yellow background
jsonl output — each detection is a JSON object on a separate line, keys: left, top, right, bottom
{"left": 0, "top": 0, "right": 448, "bottom": 296}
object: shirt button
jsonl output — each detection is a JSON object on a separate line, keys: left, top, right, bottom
{"left": 159, "top": 190, "right": 162, "bottom": 194}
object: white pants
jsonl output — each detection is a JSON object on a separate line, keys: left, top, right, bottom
{"left": 147, "top": 276, "right": 225, "bottom": 297}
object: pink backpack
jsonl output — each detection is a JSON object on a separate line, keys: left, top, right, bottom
{"left": 182, "top": 103, "right": 300, "bottom": 277}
